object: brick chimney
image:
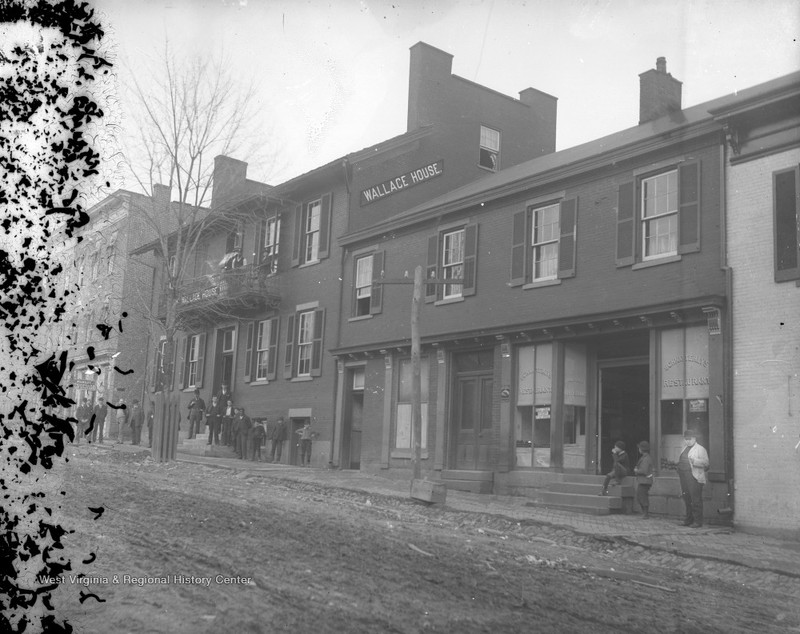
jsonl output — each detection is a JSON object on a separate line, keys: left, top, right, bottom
{"left": 151, "top": 183, "right": 170, "bottom": 212}
{"left": 407, "top": 42, "right": 454, "bottom": 131}
{"left": 639, "top": 57, "right": 682, "bottom": 124}
{"left": 212, "top": 155, "right": 248, "bottom": 209}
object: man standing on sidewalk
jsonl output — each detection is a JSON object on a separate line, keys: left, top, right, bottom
{"left": 115, "top": 397, "right": 127, "bottom": 443}
{"left": 678, "top": 429, "right": 709, "bottom": 528}
{"left": 205, "top": 395, "right": 223, "bottom": 445}
{"left": 187, "top": 389, "right": 205, "bottom": 439}
{"left": 76, "top": 398, "right": 92, "bottom": 444}
{"left": 270, "top": 417, "right": 287, "bottom": 463}
{"left": 129, "top": 399, "right": 144, "bottom": 445}
{"left": 91, "top": 397, "right": 108, "bottom": 444}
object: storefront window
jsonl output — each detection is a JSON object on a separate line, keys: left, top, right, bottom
{"left": 515, "top": 344, "right": 552, "bottom": 468}
{"left": 563, "top": 343, "right": 587, "bottom": 469}
{"left": 659, "top": 326, "right": 709, "bottom": 469}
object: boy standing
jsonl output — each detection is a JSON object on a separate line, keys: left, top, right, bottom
{"left": 633, "top": 440, "right": 654, "bottom": 518}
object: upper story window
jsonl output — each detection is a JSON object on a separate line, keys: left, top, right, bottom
{"left": 258, "top": 216, "right": 281, "bottom": 274}
{"left": 284, "top": 307, "right": 325, "bottom": 378}
{"left": 352, "top": 251, "right": 384, "bottom": 317}
{"left": 642, "top": 170, "right": 678, "bottom": 260}
{"left": 426, "top": 224, "right": 478, "bottom": 303}
{"left": 510, "top": 198, "right": 577, "bottom": 287}
{"left": 533, "top": 203, "right": 560, "bottom": 281}
{"left": 773, "top": 165, "right": 800, "bottom": 282}
{"left": 616, "top": 161, "right": 700, "bottom": 267}
{"left": 187, "top": 334, "right": 202, "bottom": 387}
{"left": 243, "top": 317, "right": 279, "bottom": 383}
{"left": 479, "top": 125, "right": 500, "bottom": 171}
{"left": 442, "top": 229, "right": 465, "bottom": 299}
{"left": 292, "top": 193, "right": 332, "bottom": 267}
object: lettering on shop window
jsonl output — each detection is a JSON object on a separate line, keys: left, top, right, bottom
{"left": 360, "top": 160, "right": 444, "bottom": 206}
{"left": 663, "top": 354, "right": 708, "bottom": 371}
{"left": 663, "top": 377, "right": 710, "bottom": 388}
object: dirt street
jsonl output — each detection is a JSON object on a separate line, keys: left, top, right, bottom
{"left": 46, "top": 447, "right": 800, "bottom": 633}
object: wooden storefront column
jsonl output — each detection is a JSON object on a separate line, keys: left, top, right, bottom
{"left": 649, "top": 329, "right": 660, "bottom": 473}
{"left": 497, "top": 339, "right": 512, "bottom": 473}
{"left": 380, "top": 353, "right": 393, "bottom": 468}
{"left": 549, "top": 341, "right": 565, "bottom": 471}
{"left": 434, "top": 348, "right": 447, "bottom": 471}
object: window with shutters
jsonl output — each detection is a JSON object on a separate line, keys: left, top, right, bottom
{"left": 255, "top": 320, "right": 272, "bottom": 380}
{"left": 773, "top": 166, "right": 800, "bottom": 282}
{"left": 394, "top": 357, "right": 430, "bottom": 450}
{"left": 479, "top": 125, "right": 500, "bottom": 171}
{"left": 615, "top": 161, "right": 700, "bottom": 267}
{"left": 352, "top": 251, "right": 384, "bottom": 317}
{"left": 187, "top": 334, "right": 202, "bottom": 387}
{"left": 510, "top": 198, "right": 577, "bottom": 287}
{"left": 426, "top": 224, "right": 478, "bottom": 303}
{"left": 292, "top": 194, "right": 332, "bottom": 267}
{"left": 258, "top": 216, "right": 281, "bottom": 274}
{"left": 244, "top": 317, "right": 279, "bottom": 383}
{"left": 533, "top": 203, "right": 560, "bottom": 281}
{"left": 283, "top": 308, "right": 326, "bottom": 379}
{"left": 641, "top": 170, "right": 678, "bottom": 260}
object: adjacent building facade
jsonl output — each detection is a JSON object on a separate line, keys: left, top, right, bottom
{"left": 711, "top": 72, "right": 800, "bottom": 537}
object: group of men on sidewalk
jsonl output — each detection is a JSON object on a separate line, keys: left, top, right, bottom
{"left": 186, "top": 386, "right": 291, "bottom": 463}
{"left": 74, "top": 396, "right": 150, "bottom": 446}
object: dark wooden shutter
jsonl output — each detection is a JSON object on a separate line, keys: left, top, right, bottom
{"left": 462, "top": 223, "right": 478, "bottom": 296}
{"left": 774, "top": 166, "right": 800, "bottom": 282}
{"left": 149, "top": 345, "right": 159, "bottom": 392}
{"left": 678, "top": 161, "right": 701, "bottom": 254}
{"left": 370, "top": 250, "right": 385, "bottom": 315}
{"left": 195, "top": 333, "right": 206, "bottom": 388}
{"left": 615, "top": 182, "right": 635, "bottom": 266}
{"left": 176, "top": 337, "right": 186, "bottom": 390}
{"left": 267, "top": 316, "right": 280, "bottom": 380}
{"left": 318, "top": 193, "right": 332, "bottom": 260}
{"left": 291, "top": 205, "right": 303, "bottom": 267}
{"left": 256, "top": 220, "right": 266, "bottom": 266}
{"left": 558, "top": 197, "right": 578, "bottom": 279}
{"left": 244, "top": 321, "right": 254, "bottom": 382}
{"left": 283, "top": 314, "right": 295, "bottom": 378}
{"left": 425, "top": 235, "right": 438, "bottom": 303}
{"left": 510, "top": 209, "right": 527, "bottom": 286}
{"left": 310, "top": 308, "right": 326, "bottom": 377}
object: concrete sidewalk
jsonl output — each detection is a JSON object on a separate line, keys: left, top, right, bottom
{"left": 93, "top": 442, "right": 800, "bottom": 580}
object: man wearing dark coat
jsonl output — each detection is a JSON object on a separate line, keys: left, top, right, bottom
{"left": 205, "top": 395, "right": 224, "bottom": 445}
{"left": 129, "top": 399, "right": 145, "bottom": 445}
{"left": 270, "top": 416, "right": 288, "bottom": 463}
{"left": 91, "top": 397, "right": 108, "bottom": 444}
{"left": 234, "top": 407, "right": 252, "bottom": 460}
{"left": 76, "top": 399, "right": 92, "bottom": 444}
{"left": 187, "top": 389, "right": 205, "bottom": 439}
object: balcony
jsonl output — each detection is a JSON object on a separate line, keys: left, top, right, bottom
{"left": 175, "top": 264, "right": 280, "bottom": 327}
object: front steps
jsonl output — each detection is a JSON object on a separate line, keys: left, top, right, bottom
{"left": 530, "top": 474, "right": 635, "bottom": 516}
{"left": 178, "top": 432, "right": 237, "bottom": 459}
{"left": 440, "top": 470, "right": 494, "bottom": 494}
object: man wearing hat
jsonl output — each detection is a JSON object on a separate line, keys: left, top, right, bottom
{"left": 678, "top": 429, "right": 710, "bottom": 528}
{"left": 633, "top": 441, "right": 654, "bottom": 519}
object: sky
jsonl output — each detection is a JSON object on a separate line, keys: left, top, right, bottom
{"left": 93, "top": 0, "right": 800, "bottom": 188}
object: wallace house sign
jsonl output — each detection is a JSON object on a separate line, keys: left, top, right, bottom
{"left": 360, "top": 160, "right": 444, "bottom": 206}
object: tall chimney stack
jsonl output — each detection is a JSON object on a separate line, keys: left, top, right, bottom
{"left": 639, "top": 57, "right": 682, "bottom": 124}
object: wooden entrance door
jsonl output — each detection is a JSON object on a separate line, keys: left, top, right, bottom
{"left": 453, "top": 373, "right": 494, "bottom": 470}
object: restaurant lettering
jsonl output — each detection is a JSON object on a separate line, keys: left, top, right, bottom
{"left": 360, "top": 160, "right": 444, "bottom": 206}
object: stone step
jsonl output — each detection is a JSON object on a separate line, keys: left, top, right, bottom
{"left": 441, "top": 479, "right": 493, "bottom": 494}
{"left": 538, "top": 490, "right": 623, "bottom": 510}
{"left": 525, "top": 499, "right": 613, "bottom": 516}
{"left": 549, "top": 481, "right": 635, "bottom": 497}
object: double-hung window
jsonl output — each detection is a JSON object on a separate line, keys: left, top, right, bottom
{"left": 426, "top": 224, "right": 478, "bottom": 302}
{"left": 773, "top": 165, "right": 800, "bottom": 282}
{"left": 616, "top": 161, "right": 700, "bottom": 267}
{"left": 178, "top": 333, "right": 206, "bottom": 389}
{"left": 479, "top": 125, "right": 500, "bottom": 171}
{"left": 532, "top": 204, "right": 560, "bottom": 281}
{"left": 259, "top": 216, "right": 281, "bottom": 274}
{"left": 510, "top": 198, "right": 577, "bottom": 286}
{"left": 243, "top": 317, "right": 279, "bottom": 382}
{"left": 641, "top": 170, "right": 678, "bottom": 259}
{"left": 352, "top": 251, "right": 385, "bottom": 317}
{"left": 292, "top": 194, "right": 332, "bottom": 266}
{"left": 283, "top": 307, "right": 326, "bottom": 378}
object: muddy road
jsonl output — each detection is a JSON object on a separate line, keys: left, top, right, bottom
{"left": 47, "top": 448, "right": 799, "bottom": 633}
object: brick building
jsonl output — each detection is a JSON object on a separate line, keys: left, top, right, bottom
{"left": 150, "top": 42, "right": 558, "bottom": 466}
{"left": 710, "top": 72, "right": 800, "bottom": 537}
{"left": 332, "top": 59, "right": 796, "bottom": 524}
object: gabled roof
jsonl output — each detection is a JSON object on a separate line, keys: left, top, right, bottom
{"left": 340, "top": 70, "right": 800, "bottom": 246}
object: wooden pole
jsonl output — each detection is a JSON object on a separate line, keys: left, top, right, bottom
{"left": 411, "top": 265, "right": 422, "bottom": 481}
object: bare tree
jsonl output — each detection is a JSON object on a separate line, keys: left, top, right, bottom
{"left": 121, "top": 42, "right": 280, "bottom": 450}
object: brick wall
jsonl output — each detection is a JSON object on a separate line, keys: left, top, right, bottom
{"left": 728, "top": 148, "right": 800, "bottom": 538}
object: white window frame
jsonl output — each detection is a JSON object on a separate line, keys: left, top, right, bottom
{"left": 222, "top": 328, "right": 235, "bottom": 353}
{"left": 187, "top": 334, "right": 200, "bottom": 387}
{"left": 394, "top": 357, "right": 429, "bottom": 450}
{"left": 532, "top": 203, "right": 560, "bottom": 281}
{"left": 296, "top": 310, "right": 315, "bottom": 376}
{"left": 442, "top": 229, "right": 465, "bottom": 299}
{"left": 479, "top": 125, "right": 500, "bottom": 171}
{"left": 641, "top": 169, "right": 678, "bottom": 260}
{"left": 255, "top": 320, "right": 271, "bottom": 381}
{"left": 262, "top": 216, "right": 281, "bottom": 274}
{"left": 355, "top": 254, "right": 373, "bottom": 316}
{"left": 304, "top": 200, "right": 321, "bottom": 264}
